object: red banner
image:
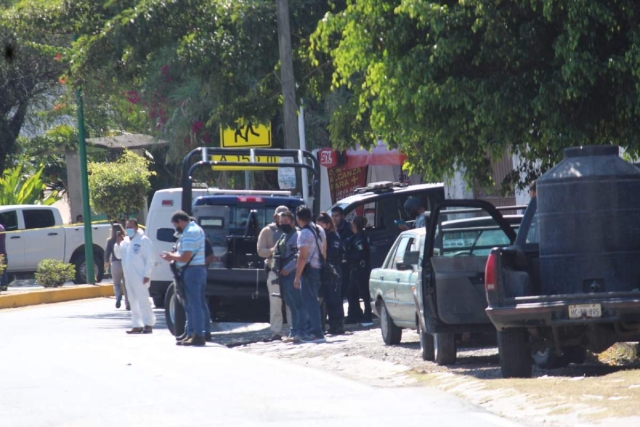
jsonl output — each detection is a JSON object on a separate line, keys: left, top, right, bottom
{"left": 327, "top": 166, "right": 368, "bottom": 205}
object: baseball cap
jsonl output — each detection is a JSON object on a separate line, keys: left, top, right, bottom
{"left": 274, "top": 205, "right": 290, "bottom": 215}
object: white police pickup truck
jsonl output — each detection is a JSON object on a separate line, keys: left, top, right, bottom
{"left": 0, "top": 205, "right": 111, "bottom": 283}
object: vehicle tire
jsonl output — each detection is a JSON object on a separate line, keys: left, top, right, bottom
{"left": 73, "top": 252, "right": 105, "bottom": 284}
{"left": 568, "top": 346, "right": 587, "bottom": 364}
{"left": 164, "top": 282, "right": 186, "bottom": 337}
{"left": 380, "top": 301, "right": 402, "bottom": 345}
{"left": 153, "top": 296, "right": 165, "bottom": 309}
{"left": 417, "top": 319, "right": 435, "bottom": 361}
{"left": 498, "top": 328, "right": 532, "bottom": 378}
{"left": 533, "top": 346, "right": 586, "bottom": 369}
{"left": 434, "top": 332, "right": 457, "bottom": 365}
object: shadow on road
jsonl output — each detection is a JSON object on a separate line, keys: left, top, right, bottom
{"left": 63, "top": 307, "right": 168, "bottom": 331}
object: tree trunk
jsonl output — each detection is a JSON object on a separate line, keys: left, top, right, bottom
{"left": 0, "top": 101, "right": 29, "bottom": 173}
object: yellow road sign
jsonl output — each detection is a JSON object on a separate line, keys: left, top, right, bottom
{"left": 210, "top": 154, "right": 280, "bottom": 171}
{"left": 220, "top": 122, "right": 272, "bottom": 148}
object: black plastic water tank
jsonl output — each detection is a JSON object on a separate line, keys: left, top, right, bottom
{"left": 537, "top": 145, "right": 640, "bottom": 295}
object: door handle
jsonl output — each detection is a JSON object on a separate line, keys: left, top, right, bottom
{"left": 48, "top": 232, "right": 58, "bottom": 236}
{"left": 10, "top": 236, "right": 20, "bottom": 239}
{"left": 396, "top": 278, "right": 400, "bottom": 282}
{"left": 380, "top": 276, "right": 385, "bottom": 280}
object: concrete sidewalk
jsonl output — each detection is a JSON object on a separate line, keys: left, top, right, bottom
{"left": 0, "top": 280, "right": 114, "bottom": 309}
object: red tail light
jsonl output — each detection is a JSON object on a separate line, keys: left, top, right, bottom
{"left": 485, "top": 251, "right": 497, "bottom": 292}
{"left": 238, "top": 196, "right": 264, "bottom": 203}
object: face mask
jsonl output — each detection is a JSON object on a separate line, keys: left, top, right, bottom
{"left": 126, "top": 228, "right": 136, "bottom": 238}
{"left": 175, "top": 226, "right": 183, "bottom": 234}
{"left": 280, "top": 224, "right": 293, "bottom": 234}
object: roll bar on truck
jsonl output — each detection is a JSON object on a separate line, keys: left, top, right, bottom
{"left": 180, "top": 147, "right": 321, "bottom": 218}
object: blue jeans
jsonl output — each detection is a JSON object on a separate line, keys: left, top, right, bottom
{"left": 282, "top": 271, "right": 304, "bottom": 337}
{"left": 184, "top": 283, "right": 211, "bottom": 336}
{"left": 183, "top": 266, "right": 207, "bottom": 337}
{"left": 301, "top": 267, "right": 323, "bottom": 338}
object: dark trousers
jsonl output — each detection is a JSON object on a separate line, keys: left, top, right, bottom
{"left": 347, "top": 265, "right": 372, "bottom": 321}
{"left": 324, "top": 261, "right": 344, "bottom": 321}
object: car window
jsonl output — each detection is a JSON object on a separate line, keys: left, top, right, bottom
{"left": 434, "top": 209, "right": 517, "bottom": 257}
{"left": 383, "top": 238, "right": 402, "bottom": 269}
{"left": 23, "top": 209, "right": 56, "bottom": 229}
{"left": 157, "top": 228, "right": 178, "bottom": 243}
{"left": 0, "top": 211, "right": 18, "bottom": 231}
{"left": 393, "top": 236, "right": 413, "bottom": 268}
{"left": 526, "top": 212, "right": 539, "bottom": 244}
{"left": 228, "top": 207, "right": 267, "bottom": 231}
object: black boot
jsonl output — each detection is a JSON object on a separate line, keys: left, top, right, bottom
{"left": 334, "top": 319, "right": 345, "bottom": 335}
{"left": 175, "top": 332, "right": 188, "bottom": 341}
{"left": 182, "top": 335, "right": 206, "bottom": 347}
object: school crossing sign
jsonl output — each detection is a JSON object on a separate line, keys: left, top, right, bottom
{"left": 220, "top": 122, "right": 272, "bottom": 148}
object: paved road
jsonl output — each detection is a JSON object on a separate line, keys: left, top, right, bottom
{"left": 0, "top": 299, "right": 522, "bottom": 427}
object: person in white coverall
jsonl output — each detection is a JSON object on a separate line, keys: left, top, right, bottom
{"left": 115, "top": 219, "right": 156, "bottom": 334}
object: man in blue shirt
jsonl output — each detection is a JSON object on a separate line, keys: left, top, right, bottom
{"left": 161, "top": 210, "right": 207, "bottom": 347}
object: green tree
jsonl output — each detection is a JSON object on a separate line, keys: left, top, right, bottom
{"left": 88, "top": 150, "right": 155, "bottom": 221}
{"left": 8, "top": 0, "right": 339, "bottom": 163}
{"left": 0, "top": 0, "right": 67, "bottom": 173}
{"left": 313, "top": 0, "right": 640, "bottom": 187}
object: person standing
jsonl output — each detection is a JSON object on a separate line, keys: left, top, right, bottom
{"left": 257, "top": 205, "right": 291, "bottom": 341}
{"left": 294, "top": 205, "right": 326, "bottom": 343}
{"left": 161, "top": 211, "right": 207, "bottom": 347}
{"left": 345, "top": 216, "right": 373, "bottom": 326}
{"left": 331, "top": 207, "right": 352, "bottom": 241}
{"left": 273, "top": 211, "right": 303, "bottom": 343}
{"left": 116, "top": 219, "right": 155, "bottom": 334}
{"left": 105, "top": 223, "right": 130, "bottom": 310}
{"left": 175, "top": 236, "right": 215, "bottom": 344}
{"left": 0, "top": 223, "right": 7, "bottom": 292}
{"left": 316, "top": 213, "right": 345, "bottom": 335}
{"left": 331, "top": 206, "right": 353, "bottom": 302}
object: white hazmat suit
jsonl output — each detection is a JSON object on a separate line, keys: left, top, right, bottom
{"left": 115, "top": 229, "right": 156, "bottom": 328}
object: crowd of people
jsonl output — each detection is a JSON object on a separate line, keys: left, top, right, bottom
{"left": 257, "top": 205, "right": 373, "bottom": 344}
{"left": 104, "top": 204, "right": 376, "bottom": 347}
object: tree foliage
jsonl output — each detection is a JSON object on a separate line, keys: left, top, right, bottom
{"left": 313, "top": 0, "right": 640, "bottom": 187}
{"left": 0, "top": 164, "right": 60, "bottom": 205}
{"left": 88, "top": 150, "right": 155, "bottom": 220}
{"left": 8, "top": 0, "right": 338, "bottom": 164}
{"left": 0, "top": 0, "right": 67, "bottom": 172}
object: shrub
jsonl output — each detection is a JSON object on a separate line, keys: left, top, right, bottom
{"left": 35, "top": 259, "right": 76, "bottom": 288}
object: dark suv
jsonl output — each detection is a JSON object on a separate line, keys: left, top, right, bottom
{"left": 330, "top": 182, "right": 445, "bottom": 268}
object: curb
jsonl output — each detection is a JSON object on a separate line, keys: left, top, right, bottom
{"left": 0, "top": 284, "right": 115, "bottom": 310}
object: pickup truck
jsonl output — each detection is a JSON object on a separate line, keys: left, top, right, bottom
{"left": 0, "top": 205, "right": 110, "bottom": 284}
{"left": 485, "top": 145, "right": 640, "bottom": 378}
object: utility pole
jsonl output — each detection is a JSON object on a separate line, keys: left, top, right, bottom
{"left": 75, "top": 87, "right": 95, "bottom": 284}
{"left": 276, "top": 0, "right": 302, "bottom": 193}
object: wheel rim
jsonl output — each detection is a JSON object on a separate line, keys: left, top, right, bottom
{"left": 380, "top": 303, "right": 389, "bottom": 339}
{"left": 169, "top": 293, "right": 176, "bottom": 326}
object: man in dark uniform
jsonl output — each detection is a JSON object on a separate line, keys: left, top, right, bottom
{"left": 345, "top": 216, "right": 373, "bottom": 326}
{"left": 331, "top": 207, "right": 353, "bottom": 300}
{"left": 331, "top": 207, "right": 353, "bottom": 241}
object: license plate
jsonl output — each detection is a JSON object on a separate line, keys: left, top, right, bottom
{"left": 568, "top": 304, "right": 602, "bottom": 319}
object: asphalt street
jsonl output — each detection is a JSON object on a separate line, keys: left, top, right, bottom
{"left": 0, "top": 298, "right": 522, "bottom": 427}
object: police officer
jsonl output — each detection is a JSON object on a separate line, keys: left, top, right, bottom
{"left": 402, "top": 197, "right": 427, "bottom": 229}
{"left": 344, "top": 216, "right": 373, "bottom": 326}
{"left": 317, "top": 212, "right": 345, "bottom": 335}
